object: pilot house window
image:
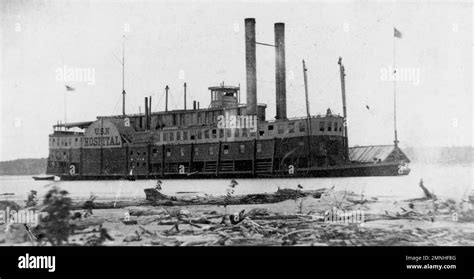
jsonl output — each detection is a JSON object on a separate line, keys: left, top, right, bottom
{"left": 299, "top": 122, "right": 305, "bottom": 132}
{"left": 319, "top": 122, "right": 325, "bottom": 132}
{"left": 278, "top": 124, "right": 284, "bottom": 134}
{"left": 288, "top": 123, "right": 295, "bottom": 133}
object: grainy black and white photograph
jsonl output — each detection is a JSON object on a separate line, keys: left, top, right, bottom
{"left": 0, "top": 0, "right": 472, "bottom": 261}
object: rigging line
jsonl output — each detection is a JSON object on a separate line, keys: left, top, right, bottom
{"left": 153, "top": 89, "right": 166, "bottom": 112}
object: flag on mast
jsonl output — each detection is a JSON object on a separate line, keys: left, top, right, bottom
{"left": 65, "top": 85, "right": 75, "bottom": 91}
{"left": 394, "top": 27, "right": 402, "bottom": 39}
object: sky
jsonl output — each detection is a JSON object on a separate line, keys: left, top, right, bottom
{"left": 0, "top": 0, "right": 472, "bottom": 161}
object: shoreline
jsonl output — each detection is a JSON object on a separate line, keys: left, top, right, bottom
{"left": 1, "top": 187, "right": 473, "bottom": 246}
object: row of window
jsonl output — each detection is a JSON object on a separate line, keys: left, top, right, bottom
{"left": 134, "top": 143, "right": 264, "bottom": 158}
{"left": 152, "top": 121, "right": 341, "bottom": 144}
{"left": 50, "top": 137, "right": 80, "bottom": 147}
{"left": 319, "top": 121, "right": 342, "bottom": 132}
{"left": 50, "top": 121, "right": 342, "bottom": 149}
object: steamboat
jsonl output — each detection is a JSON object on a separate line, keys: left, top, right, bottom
{"left": 46, "top": 18, "right": 410, "bottom": 180}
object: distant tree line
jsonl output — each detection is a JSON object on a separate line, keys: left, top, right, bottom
{"left": 0, "top": 158, "right": 47, "bottom": 175}
{"left": 403, "top": 146, "right": 473, "bottom": 164}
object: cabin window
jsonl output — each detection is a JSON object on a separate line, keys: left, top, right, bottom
{"left": 339, "top": 125, "right": 342, "bottom": 132}
{"left": 170, "top": 132, "right": 174, "bottom": 141}
{"left": 226, "top": 129, "right": 231, "bottom": 138}
{"left": 176, "top": 131, "right": 181, "bottom": 141}
{"left": 156, "top": 133, "right": 161, "bottom": 142}
{"left": 234, "top": 129, "right": 239, "bottom": 137}
{"left": 268, "top": 125, "right": 274, "bottom": 131}
{"left": 163, "top": 133, "right": 168, "bottom": 142}
{"left": 152, "top": 149, "right": 158, "bottom": 156}
{"left": 194, "top": 147, "right": 199, "bottom": 156}
{"left": 242, "top": 128, "right": 248, "bottom": 137}
{"left": 190, "top": 134, "right": 195, "bottom": 140}
{"left": 250, "top": 131, "right": 256, "bottom": 137}
{"left": 183, "top": 131, "right": 188, "bottom": 140}
{"left": 53, "top": 138, "right": 55, "bottom": 142}
{"left": 299, "top": 122, "right": 305, "bottom": 132}
{"left": 204, "top": 130, "right": 210, "bottom": 139}
{"left": 239, "top": 144, "right": 245, "bottom": 154}
{"left": 288, "top": 123, "right": 295, "bottom": 133}
{"left": 256, "top": 143, "right": 262, "bottom": 153}
{"left": 319, "top": 122, "right": 325, "bottom": 132}
{"left": 259, "top": 130, "right": 265, "bottom": 136}
{"left": 219, "top": 129, "right": 224, "bottom": 138}
{"left": 166, "top": 148, "right": 171, "bottom": 157}
{"left": 137, "top": 151, "right": 141, "bottom": 156}
{"left": 209, "top": 146, "right": 214, "bottom": 155}
{"left": 75, "top": 138, "right": 78, "bottom": 142}
{"left": 327, "top": 123, "right": 332, "bottom": 132}
{"left": 197, "top": 131, "right": 202, "bottom": 140}
{"left": 212, "top": 129, "right": 217, "bottom": 139}
{"left": 278, "top": 124, "right": 284, "bottom": 134}
{"left": 223, "top": 145, "right": 229, "bottom": 154}
{"left": 180, "top": 148, "right": 185, "bottom": 156}
{"left": 334, "top": 122, "right": 338, "bottom": 133}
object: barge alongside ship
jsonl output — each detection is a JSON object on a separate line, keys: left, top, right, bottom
{"left": 46, "top": 18, "right": 410, "bottom": 180}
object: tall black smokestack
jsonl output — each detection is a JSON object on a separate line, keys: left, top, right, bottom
{"left": 148, "top": 96, "right": 152, "bottom": 130}
{"left": 245, "top": 18, "right": 257, "bottom": 115}
{"left": 275, "top": 22, "right": 287, "bottom": 120}
{"left": 144, "top": 97, "right": 149, "bottom": 130}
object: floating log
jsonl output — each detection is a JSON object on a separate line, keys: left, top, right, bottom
{"left": 70, "top": 188, "right": 328, "bottom": 211}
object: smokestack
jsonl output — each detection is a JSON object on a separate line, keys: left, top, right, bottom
{"left": 184, "top": 83, "right": 187, "bottom": 110}
{"left": 245, "top": 18, "right": 257, "bottom": 115}
{"left": 144, "top": 97, "right": 149, "bottom": 130}
{"left": 165, "top": 85, "right": 169, "bottom": 112}
{"left": 149, "top": 96, "right": 152, "bottom": 130}
{"left": 193, "top": 101, "right": 196, "bottom": 110}
{"left": 275, "top": 22, "right": 287, "bottom": 120}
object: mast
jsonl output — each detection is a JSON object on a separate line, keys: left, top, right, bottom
{"left": 122, "top": 35, "right": 126, "bottom": 116}
{"left": 302, "top": 60, "right": 312, "bottom": 165}
{"left": 184, "top": 83, "right": 187, "bottom": 110}
{"left": 338, "top": 57, "right": 349, "bottom": 160}
{"left": 165, "top": 85, "right": 169, "bottom": 112}
{"left": 302, "top": 60, "right": 311, "bottom": 131}
{"left": 393, "top": 32, "right": 399, "bottom": 147}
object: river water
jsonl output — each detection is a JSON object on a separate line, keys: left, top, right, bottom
{"left": 0, "top": 163, "right": 472, "bottom": 205}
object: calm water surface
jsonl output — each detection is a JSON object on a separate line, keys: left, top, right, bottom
{"left": 0, "top": 163, "right": 472, "bottom": 205}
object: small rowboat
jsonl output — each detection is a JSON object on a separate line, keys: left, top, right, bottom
{"left": 32, "top": 175, "right": 55, "bottom": 181}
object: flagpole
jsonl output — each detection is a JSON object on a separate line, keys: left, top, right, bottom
{"left": 64, "top": 86, "right": 67, "bottom": 126}
{"left": 393, "top": 30, "right": 396, "bottom": 142}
